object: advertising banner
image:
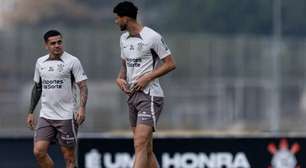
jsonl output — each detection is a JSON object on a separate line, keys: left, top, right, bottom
{"left": 0, "top": 137, "right": 305, "bottom": 168}
{"left": 79, "top": 137, "right": 306, "bottom": 168}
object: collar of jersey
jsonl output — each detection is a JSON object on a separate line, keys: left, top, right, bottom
{"left": 127, "top": 33, "right": 142, "bottom": 39}
{"left": 44, "top": 53, "right": 65, "bottom": 62}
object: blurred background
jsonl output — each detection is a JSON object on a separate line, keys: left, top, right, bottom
{"left": 1, "top": 0, "right": 306, "bottom": 137}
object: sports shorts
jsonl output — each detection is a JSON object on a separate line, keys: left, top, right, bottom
{"left": 127, "top": 91, "right": 164, "bottom": 131}
{"left": 34, "top": 117, "right": 78, "bottom": 147}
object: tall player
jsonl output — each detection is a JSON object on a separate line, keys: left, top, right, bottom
{"left": 113, "top": 1, "right": 176, "bottom": 168}
{"left": 26, "top": 30, "right": 88, "bottom": 168}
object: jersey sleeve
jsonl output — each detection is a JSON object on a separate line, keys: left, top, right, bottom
{"left": 120, "top": 36, "right": 125, "bottom": 59}
{"left": 33, "top": 60, "right": 41, "bottom": 83}
{"left": 152, "top": 34, "right": 172, "bottom": 59}
{"left": 72, "top": 58, "right": 88, "bottom": 83}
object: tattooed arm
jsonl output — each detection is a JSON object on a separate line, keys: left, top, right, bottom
{"left": 27, "top": 80, "right": 42, "bottom": 130}
{"left": 78, "top": 80, "right": 88, "bottom": 108}
{"left": 29, "top": 80, "right": 42, "bottom": 113}
{"left": 76, "top": 80, "right": 88, "bottom": 125}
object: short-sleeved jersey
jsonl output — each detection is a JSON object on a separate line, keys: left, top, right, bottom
{"left": 33, "top": 52, "right": 88, "bottom": 120}
{"left": 120, "top": 26, "right": 171, "bottom": 97}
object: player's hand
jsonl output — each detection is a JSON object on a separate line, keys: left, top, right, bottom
{"left": 76, "top": 107, "right": 86, "bottom": 126}
{"left": 26, "top": 113, "right": 36, "bottom": 130}
{"left": 116, "top": 78, "right": 131, "bottom": 95}
{"left": 133, "top": 74, "right": 152, "bottom": 92}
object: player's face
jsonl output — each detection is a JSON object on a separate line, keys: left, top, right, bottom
{"left": 45, "top": 35, "right": 64, "bottom": 57}
{"left": 115, "top": 15, "right": 128, "bottom": 31}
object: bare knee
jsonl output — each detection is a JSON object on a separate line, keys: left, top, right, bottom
{"left": 33, "top": 147, "right": 47, "bottom": 159}
{"left": 134, "top": 134, "right": 151, "bottom": 153}
{"left": 134, "top": 125, "right": 153, "bottom": 152}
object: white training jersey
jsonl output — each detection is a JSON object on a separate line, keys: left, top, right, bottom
{"left": 33, "top": 52, "right": 88, "bottom": 120}
{"left": 120, "top": 26, "right": 171, "bottom": 97}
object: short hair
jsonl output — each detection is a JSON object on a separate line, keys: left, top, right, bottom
{"left": 43, "top": 30, "right": 62, "bottom": 42}
{"left": 113, "top": 1, "right": 138, "bottom": 19}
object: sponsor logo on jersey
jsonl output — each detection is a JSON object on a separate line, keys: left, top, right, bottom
{"left": 126, "top": 58, "right": 142, "bottom": 67}
{"left": 42, "top": 79, "right": 64, "bottom": 89}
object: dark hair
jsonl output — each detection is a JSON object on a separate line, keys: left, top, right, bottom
{"left": 43, "top": 30, "right": 62, "bottom": 42}
{"left": 113, "top": 1, "right": 138, "bottom": 19}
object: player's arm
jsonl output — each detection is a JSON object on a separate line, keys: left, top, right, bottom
{"left": 71, "top": 57, "right": 88, "bottom": 125}
{"left": 78, "top": 80, "right": 88, "bottom": 109}
{"left": 116, "top": 59, "right": 130, "bottom": 94}
{"left": 133, "top": 55, "right": 176, "bottom": 91}
{"left": 27, "top": 79, "right": 42, "bottom": 130}
{"left": 118, "top": 59, "right": 127, "bottom": 80}
{"left": 29, "top": 79, "right": 42, "bottom": 114}
{"left": 147, "top": 55, "right": 176, "bottom": 79}
{"left": 76, "top": 80, "right": 88, "bottom": 125}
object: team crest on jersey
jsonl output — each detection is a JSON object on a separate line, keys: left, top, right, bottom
{"left": 48, "top": 66, "right": 54, "bottom": 72}
{"left": 129, "top": 44, "right": 134, "bottom": 50}
{"left": 267, "top": 139, "right": 300, "bottom": 168}
{"left": 57, "top": 64, "right": 64, "bottom": 72}
{"left": 137, "top": 42, "right": 144, "bottom": 51}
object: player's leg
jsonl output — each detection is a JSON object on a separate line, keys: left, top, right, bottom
{"left": 134, "top": 93, "right": 163, "bottom": 168}
{"left": 148, "top": 137, "right": 159, "bottom": 168}
{"left": 56, "top": 119, "right": 78, "bottom": 168}
{"left": 131, "top": 127, "right": 137, "bottom": 167}
{"left": 33, "top": 140, "right": 54, "bottom": 168}
{"left": 129, "top": 91, "right": 162, "bottom": 168}
{"left": 131, "top": 126, "right": 158, "bottom": 168}
{"left": 133, "top": 124, "right": 153, "bottom": 168}
{"left": 135, "top": 125, "right": 158, "bottom": 168}
{"left": 33, "top": 117, "right": 55, "bottom": 168}
{"left": 60, "top": 146, "right": 76, "bottom": 168}
{"left": 128, "top": 95, "right": 138, "bottom": 168}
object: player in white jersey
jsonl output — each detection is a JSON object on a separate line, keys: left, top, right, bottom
{"left": 26, "top": 30, "right": 88, "bottom": 168}
{"left": 113, "top": 1, "right": 176, "bottom": 168}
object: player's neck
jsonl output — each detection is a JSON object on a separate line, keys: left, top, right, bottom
{"left": 49, "top": 53, "right": 63, "bottom": 60}
{"left": 128, "top": 22, "right": 143, "bottom": 36}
